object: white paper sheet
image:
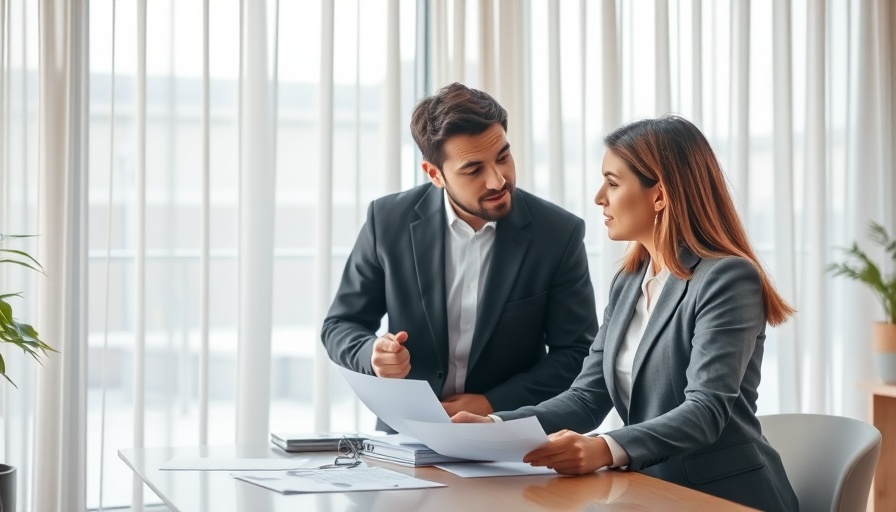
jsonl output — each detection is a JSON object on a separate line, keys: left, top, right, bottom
{"left": 160, "top": 457, "right": 310, "bottom": 471}
{"left": 434, "top": 462, "right": 556, "bottom": 478}
{"left": 401, "top": 416, "right": 548, "bottom": 462}
{"left": 337, "top": 366, "right": 450, "bottom": 433}
{"left": 365, "top": 433, "right": 425, "bottom": 446}
{"left": 231, "top": 467, "right": 445, "bottom": 493}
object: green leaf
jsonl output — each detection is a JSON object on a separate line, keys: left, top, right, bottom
{"left": 0, "top": 233, "right": 54, "bottom": 384}
{"left": 0, "top": 258, "right": 45, "bottom": 274}
{"left": 0, "top": 352, "right": 19, "bottom": 389}
{"left": 0, "top": 248, "right": 44, "bottom": 270}
{"left": 0, "top": 297, "right": 13, "bottom": 323}
{"left": 829, "top": 221, "right": 896, "bottom": 323}
{"left": 0, "top": 234, "right": 37, "bottom": 243}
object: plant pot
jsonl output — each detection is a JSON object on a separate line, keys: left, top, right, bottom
{"left": 872, "top": 322, "right": 896, "bottom": 384}
{"left": 0, "top": 464, "right": 14, "bottom": 512}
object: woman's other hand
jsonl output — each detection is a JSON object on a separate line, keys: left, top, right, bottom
{"left": 523, "top": 430, "right": 613, "bottom": 475}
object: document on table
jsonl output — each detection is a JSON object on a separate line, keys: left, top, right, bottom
{"left": 161, "top": 457, "right": 310, "bottom": 471}
{"left": 435, "top": 462, "right": 556, "bottom": 478}
{"left": 231, "top": 466, "right": 445, "bottom": 493}
{"left": 337, "top": 366, "right": 450, "bottom": 433}
{"left": 402, "top": 416, "right": 548, "bottom": 462}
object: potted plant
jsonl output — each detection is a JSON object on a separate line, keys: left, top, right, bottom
{"left": 828, "top": 221, "right": 896, "bottom": 384}
{"left": 0, "top": 234, "right": 56, "bottom": 512}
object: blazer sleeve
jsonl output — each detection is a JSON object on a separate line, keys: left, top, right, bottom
{"left": 494, "top": 271, "right": 618, "bottom": 433}
{"left": 320, "top": 202, "right": 385, "bottom": 374}
{"left": 607, "top": 258, "right": 765, "bottom": 471}
{"left": 484, "top": 218, "right": 599, "bottom": 411}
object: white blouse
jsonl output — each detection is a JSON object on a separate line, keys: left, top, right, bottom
{"left": 601, "top": 260, "right": 670, "bottom": 467}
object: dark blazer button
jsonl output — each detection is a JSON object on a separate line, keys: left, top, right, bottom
{"left": 437, "top": 371, "right": 443, "bottom": 379}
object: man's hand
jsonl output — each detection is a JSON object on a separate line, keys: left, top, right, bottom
{"left": 450, "top": 411, "right": 495, "bottom": 423}
{"left": 523, "top": 430, "right": 612, "bottom": 475}
{"left": 441, "top": 393, "right": 493, "bottom": 417}
{"left": 370, "top": 331, "right": 410, "bottom": 378}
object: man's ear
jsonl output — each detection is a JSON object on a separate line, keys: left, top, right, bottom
{"left": 423, "top": 161, "right": 444, "bottom": 188}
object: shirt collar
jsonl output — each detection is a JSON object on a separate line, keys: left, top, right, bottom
{"left": 443, "top": 189, "right": 497, "bottom": 232}
{"left": 641, "top": 258, "right": 671, "bottom": 287}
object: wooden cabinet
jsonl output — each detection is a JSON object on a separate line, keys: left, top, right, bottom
{"left": 864, "top": 382, "right": 896, "bottom": 511}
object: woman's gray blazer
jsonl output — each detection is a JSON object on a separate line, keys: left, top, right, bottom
{"left": 498, "top": 250, "right": 799, "bottom": 512}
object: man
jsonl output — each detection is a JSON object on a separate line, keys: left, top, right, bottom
{"left": 321, "top": 83, "right": 598, "bottom": 431}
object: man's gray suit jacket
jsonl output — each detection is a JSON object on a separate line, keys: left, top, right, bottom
{"left": 497, "top": 251, "right": 799, "bottom": 512}
{"left": 322, "top": 184, "right": 598, "bottom": 430}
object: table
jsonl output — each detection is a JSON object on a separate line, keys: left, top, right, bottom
{"left": 863, "top": 382, "right": 896, "bottom": 511}
{"left": 119, "top": 445, "right": 756, "bottom": 511}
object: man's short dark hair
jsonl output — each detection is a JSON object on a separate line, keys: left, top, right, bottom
{"left": 410, "top": 83, "right": 508, "bottom": 170}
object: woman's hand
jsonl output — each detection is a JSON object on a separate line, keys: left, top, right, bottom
{"left": 523, "top": 430, "right": 613, "bottom": 475}
{"left": 450, "top": 411, "right": 495, "bottom": 423}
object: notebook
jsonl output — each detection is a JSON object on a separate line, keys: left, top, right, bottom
{"left": 270, "top": 432, "right": 365, "bottom": 452}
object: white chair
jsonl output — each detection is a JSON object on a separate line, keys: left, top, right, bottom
{"left": 759, "top": 413, "right": 881, "bottom": 512}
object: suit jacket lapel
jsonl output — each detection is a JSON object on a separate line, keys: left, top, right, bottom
{"left": 467, "top": 190, "right": 531, "bottom": 373}
{"left": 410, "top": 186, "right": 449, "bottom": 373}
{"left": 629, "top": 249, "right": 701, "bottom": 398}
{"left": 602, "top": 266, "right": 647, "bottom": 422}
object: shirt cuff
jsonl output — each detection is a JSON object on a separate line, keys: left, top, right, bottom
{"left": 487, "top": 414, "right": 504, "bottom": 423}
{"left": 599, "top": 434, "right": 630, "bottom": 468}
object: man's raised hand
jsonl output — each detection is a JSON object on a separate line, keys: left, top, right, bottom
{"left": 371, "top": 331, "right": 411, "bottom": 378}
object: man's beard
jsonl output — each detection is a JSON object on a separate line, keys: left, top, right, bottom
{"left": 444, "top": 180, "right": 515, "bottom": 222}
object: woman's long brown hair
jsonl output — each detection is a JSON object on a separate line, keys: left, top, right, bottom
{"left": 604, "top": 116, "right": 795, "bottom": 326}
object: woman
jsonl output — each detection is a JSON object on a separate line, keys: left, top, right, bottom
{"left": 453, "top": 116, "right": 799, "bottom": 511}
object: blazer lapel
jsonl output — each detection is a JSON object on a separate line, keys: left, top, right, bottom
{"left": 629, "top": 249, "right": 701, "bottom": 398}
{"left": 602, "top": 266, "right": 647, "bottom": 422}
{"left": 410, "top": 186, "right": 449, "bottom": 373}
{"left": 467, "top": 190, "right": 531, "bottom": 373}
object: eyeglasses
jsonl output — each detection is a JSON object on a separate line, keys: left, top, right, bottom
{"left": 317, "top": 436, "right": 362, "bottom": 469}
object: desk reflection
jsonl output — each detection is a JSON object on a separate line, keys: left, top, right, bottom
{"left": 345, "top": 468, "right": 637, "bottom": 512}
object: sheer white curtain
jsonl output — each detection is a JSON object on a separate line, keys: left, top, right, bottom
{"left": 424, "top": 0, "right": 896, "bottom": 421}
{"left": 2, "top": 0, "right": 419, "bottom": 510}
{"left": 1, "top": 0, "right": 895, "bottom": 510}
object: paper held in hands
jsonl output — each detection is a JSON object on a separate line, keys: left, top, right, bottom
{"left": 401, "top": 416, "right": 547, "bottom": 462}
{"left": 337, "top": 366, "right": 451, "bottom": 433}
{"left": 337, "top": 366, "right": 548, "bottom": 462}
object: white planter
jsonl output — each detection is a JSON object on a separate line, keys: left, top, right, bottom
{"left": 872, "top": 322, "right": 896, "bottom": 384}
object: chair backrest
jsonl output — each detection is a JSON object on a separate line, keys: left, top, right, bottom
{"left": 759, "top": 413, "right": 881, "bottom": 512}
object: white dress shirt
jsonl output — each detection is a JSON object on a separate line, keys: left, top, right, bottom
{"left": 442, "top": 190, "right": 497, "bottom": 397}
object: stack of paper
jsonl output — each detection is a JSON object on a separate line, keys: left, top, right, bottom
{"left": 362, "top": 435, "right": 467, "bottom": 466}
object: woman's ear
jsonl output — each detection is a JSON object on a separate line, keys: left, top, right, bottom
{"left": 653, "top": 184, "right": 666, "bottom": 212}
